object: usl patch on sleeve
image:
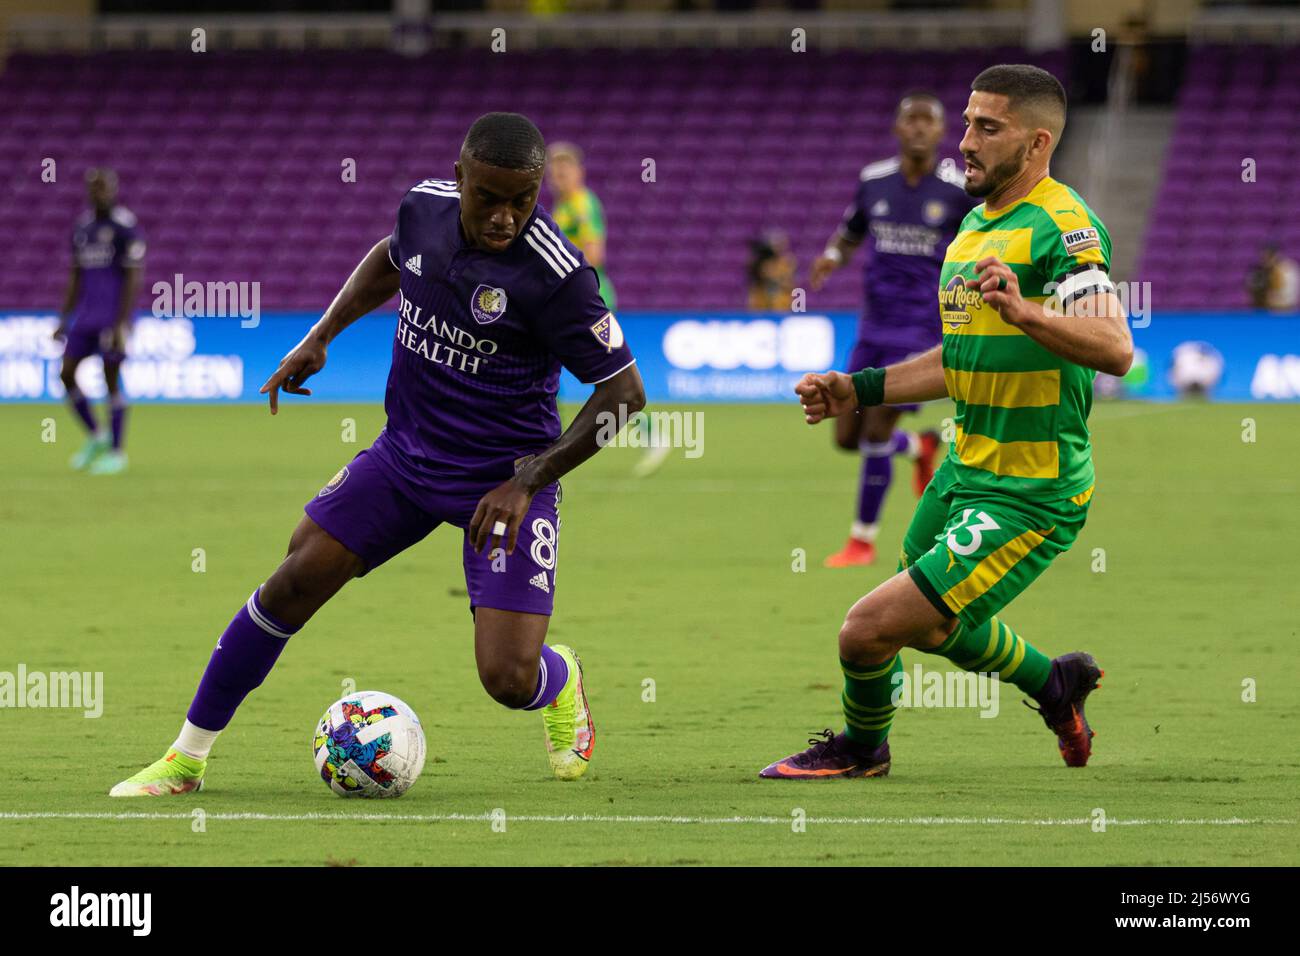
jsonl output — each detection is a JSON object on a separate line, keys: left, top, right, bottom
{"left": 1060, "top": 227, "right": 1100, "bottom": 255}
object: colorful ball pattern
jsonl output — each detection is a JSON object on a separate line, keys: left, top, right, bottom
{"left": 313, "top": 691, "right": 426, "bottom": 798}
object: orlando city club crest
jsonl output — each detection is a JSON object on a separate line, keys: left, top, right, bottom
{"left": 318, "top": 466, "right": 349, "bottom": 497}
{"left": 470, "top": 284, "right": 508, "bottom": 325}
{"left": 923, "top": 200, "right": 946, "bottom": 225}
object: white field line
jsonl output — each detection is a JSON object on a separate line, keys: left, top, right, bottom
{"left": 0, "top": 811, "right": 1291, "bottom": 827}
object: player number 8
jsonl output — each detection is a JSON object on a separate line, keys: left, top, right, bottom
{"left": 946, "top": 509, "right": 1000, "bottom": 556}
{"left": 530, "top": 518, "right": 558, "bottom": 571}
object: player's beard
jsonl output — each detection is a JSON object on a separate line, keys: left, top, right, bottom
{"left": 964, "top": 145, "right": 1026, "bottom": 199}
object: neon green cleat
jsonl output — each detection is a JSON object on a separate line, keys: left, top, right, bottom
{"left": 70, "top": 434, "right": 110, "bottom": 471}
{"left": 87, "top": 450, "right": 128, "bottom": 475}
{"left": 109, "top": 749, "right": 206, "bottom": 797}
{"left": 542, "top": 645, "right": 594, "bottom": 781}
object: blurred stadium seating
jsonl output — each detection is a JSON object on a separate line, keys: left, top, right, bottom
{"left": 0, "top": 46, "right": 1063, "bottom": 311}
{"left": 1138, "top": 43, "right": 1300, "bottom": 309}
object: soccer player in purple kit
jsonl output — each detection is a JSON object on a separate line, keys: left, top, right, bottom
{"left": 810, "top": 93, "right": 975, "bottom": 567}
{"left": 111, "top": 113, "right": 644, "bottom": 796}
{"left": 53, "top": 168, "right": 144, "bottom": 476}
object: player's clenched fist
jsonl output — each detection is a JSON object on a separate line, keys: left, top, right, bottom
{"left": 964, "top": 255, "right": 1026, "bottom": 324}
{"left": 794, "top": 370, "right": 858, "bottom": 424}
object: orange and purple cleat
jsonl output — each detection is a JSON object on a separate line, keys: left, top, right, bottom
{"left": 1025, "top": 652, "right": 1104, "bottom": 767}
{"left": 758, "top": 729, "right": 891, "bottom": 779}
{"left": 912, "top": 429, "right": 940, "bottom": 497}
{"left": 823, "top": 538, "right": 876, "bottom": 568}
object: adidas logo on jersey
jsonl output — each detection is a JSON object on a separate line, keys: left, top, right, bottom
{"left": 405, "top": 254, "right": 422, "bottom": 276}
{"left": 529, "top": 572, "right": 550, "bottom": 594}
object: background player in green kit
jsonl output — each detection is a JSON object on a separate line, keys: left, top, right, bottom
{"left": 546, "top": 142, "right": 615, "bottom": 308}
{"left": 761, "top": 65, "right": 1134, "bottom": 780}
{"left": 547, "top": 141, "right": 668, "bottom": 476}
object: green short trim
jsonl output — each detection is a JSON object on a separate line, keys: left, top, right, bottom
{"left": 908, "top": 563, "right": 954, "bottom": 620}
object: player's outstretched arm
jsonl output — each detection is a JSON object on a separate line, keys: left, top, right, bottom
{"left": 795, "top": 346, "right": 948, "bottom": 424}
{"left": 260, "top": 237, "right": 399, "bottom": 414}
{"left": 808, "top": 231, "right": 861, "bottom": 291}
{"left": 469, "top": 364, "right": 647, "bottom": 556}
{"left": 966, "top": 255, "right": 1133, "bottom": 377}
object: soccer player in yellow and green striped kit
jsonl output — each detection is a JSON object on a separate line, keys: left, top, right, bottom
{"left": 761, "top": 64, "right": 1133, "bottom": 779}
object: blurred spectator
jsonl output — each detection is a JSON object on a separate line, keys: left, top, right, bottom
{"left": 546, "top": 141, "right": 616, "bottom": 309}
{"left": 746, "top": 229, "right": 796, "bottom": 311}
{"left": 1169, "top": 341, "right": 1225, "bottom": 399}
{"left": 1247, "top": 243, "right": 1299, "bottom": 312}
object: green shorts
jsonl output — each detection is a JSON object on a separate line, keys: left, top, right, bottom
{"left": 898, "top": 460, "right": 1092, "bottom": 629}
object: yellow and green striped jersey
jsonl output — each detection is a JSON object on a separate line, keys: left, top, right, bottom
{"left": 937, "top": 176, "right": 1112, "bottom": 502}
{"left": 552, "top": 187, "right": 616, "bottom": 308}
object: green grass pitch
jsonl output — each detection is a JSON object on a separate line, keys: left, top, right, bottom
{"left": 0, "top": 399, "right": 1296, "bottom": 866}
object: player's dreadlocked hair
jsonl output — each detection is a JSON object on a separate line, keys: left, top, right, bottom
{"left": 462, "top": 112, "right": 547, "bottom": 171}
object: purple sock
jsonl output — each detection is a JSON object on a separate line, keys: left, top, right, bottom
{"left": 521, "top": 645, "right": 570, "bottom": 711}
{"left": 67, "top": 386, "right": 98, "bottom": 434}
{"left": 187, "top": 588, "right": 299, "bottom": 732}
{"left": 856, "top": 431, "right": 912, "bottom": 524}
{"left": 109, "top": 393, "right": 127, "bottom": 450}
{"left": 856, "top": 442, "right": 895, "bottom": 524}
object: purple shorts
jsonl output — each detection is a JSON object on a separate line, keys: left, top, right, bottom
{"left": 305, "top": 437, "right": 561, "bottom": 616}
{"left": 63, "top": 325, "right": 125, "bottom": 364}
{"left": 846, "top": 338, "right": 929, "bottom": 414}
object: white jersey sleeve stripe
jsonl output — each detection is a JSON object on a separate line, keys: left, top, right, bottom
{"left": 532, "top": 221, "right": 580, "bottom": 270}
{"left": 525, "top": 231, "right": 569, "bottom": 278}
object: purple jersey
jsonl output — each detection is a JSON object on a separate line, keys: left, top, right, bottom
{"left": 69, "top": 206, "right": 145, "bottom": 331}
{"left": 840, "top": 157, "right": 974, "bottom": 353}
{"left": 383, "top": 178, "right": 635, "bottom": 481}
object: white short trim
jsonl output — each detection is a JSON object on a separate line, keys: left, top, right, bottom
{"left": 584, "top": 357, "right": 636, "bottom": 385}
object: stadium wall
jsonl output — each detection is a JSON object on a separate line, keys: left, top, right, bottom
{"left": 0, "top": 311, "right": 1297, "bottom": 404}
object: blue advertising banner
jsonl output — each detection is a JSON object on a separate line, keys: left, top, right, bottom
{"left": 0, "top": 310, "right": 1296, "bottom": 403}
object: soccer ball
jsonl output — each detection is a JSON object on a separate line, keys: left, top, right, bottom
{"left": 313, "top": 691, "right": 426, "bottom": 798}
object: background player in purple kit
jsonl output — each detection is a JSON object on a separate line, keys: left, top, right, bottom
{"left": 110, "top": 113, "right": 645, "bottom": 796}
{"left": 53, "top": 168, "right": 144, "bottom": 476}
{"left": 809, "top": 93, "right": 975, "bottom": 567}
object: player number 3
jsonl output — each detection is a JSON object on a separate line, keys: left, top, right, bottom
{"left": 946, "top": 509, "right": 1000, "bottom": 556}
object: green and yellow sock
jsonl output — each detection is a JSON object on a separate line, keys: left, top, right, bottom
{"left": 840, "top": 654, "right": 902, "bottom": 750}
{"left": 927, "top": 616, "right": 1050, "bottom": 695}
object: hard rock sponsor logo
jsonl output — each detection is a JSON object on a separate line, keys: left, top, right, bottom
{"left": 939, "top": 274, "right": 983, "bottom": 327}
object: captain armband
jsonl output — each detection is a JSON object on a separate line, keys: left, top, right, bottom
{"left": 1053, "top": 266, "right": 1116, "bottom": 310}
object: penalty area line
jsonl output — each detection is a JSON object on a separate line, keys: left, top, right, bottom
{"left": 0, "top": 812, "right": 1293, "bottom": 827}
